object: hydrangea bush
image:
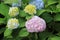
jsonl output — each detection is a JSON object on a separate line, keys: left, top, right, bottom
{"left": 0, "top": 0, "right": 60, "bottom": 40}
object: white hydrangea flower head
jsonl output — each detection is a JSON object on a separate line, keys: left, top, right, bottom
{"left": 8, "top": 7, "right": 19, "bottom": 17}
{"left": 7, "top": 18, "right": 19, "bottom": 29}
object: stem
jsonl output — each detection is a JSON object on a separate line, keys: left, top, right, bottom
{"left": 35, "top": 33, "right": 38, "bottom": 40}
{"left": 28, "top": 36, "right": 31, "bottom": 40}
{"left": 28, "top": 33, "right": 32, "bottom": 40}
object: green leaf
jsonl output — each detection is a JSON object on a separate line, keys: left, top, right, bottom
{"left": 26, "top": 15, "right": 33, "bottom": 20}
{"left": 48, "top": 36, "right": 60, "bottom": 40}
{"left": 53, "top": 22, "right": 60, "bottom": 32}
{"left": 36, "top": 9, "right": 46, "bottom": 16}
{"left": 4, "top": 0, "right": 18, "bottom": 4}
{"left": 39, "top": 31, "right": 53, "bottom": 40}
{"left": 7, "top": 36, "right": 13, "bottom": 38}
{"left": 19, "top": 18, "right": 26, "bottom": 27}
{"left": 54, "top": 13, "right": 60, "bottom": 21}
{"left": 0, "top": 18, "right": 5, "bottom": 24}
{"left": 18, "top": 28, "right": 29, "bottom": 37}
{"left": 22, "top": 0, "right": 30, "bottom": 3}
{"left": 46, "top": 0, "right": 57, "bottom": 7}
{"left": 4, "top": 28, "right": 12, "bottom": 37}
{"left": 41, "top": 13, "right": 53, "bottom": 23}
{"left": 19, "top": 10, "right": 27, "bottom": 17}
{"left": 4, "top": 38, "right": 15, "bottom": 40}
{"left": 56, "top": 4, "right": 60, "bottom": 12}
{"left": 0, "top": 28, "right": 5, "bottom": 34}
{"left": 46, "top": 4, "right": 57, "bottom": 13}
{"left": 0, "top": 3, "right": 9, "bottom": 17}
{"left": 57, "top": 32, "right": 60, "bottom": 36}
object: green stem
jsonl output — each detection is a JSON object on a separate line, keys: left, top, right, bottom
{"left": 35, "top": 33, "right": 38, "bottom": 40}
{"left": 28, "top": 36, "right": 31, "bottom": 40}
{"left": 28, "top": 33, "right": 32, "bottom": 40}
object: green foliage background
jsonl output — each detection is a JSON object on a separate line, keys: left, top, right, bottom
{"left": 0, "top": 0, "right": 60, "bottom": 40}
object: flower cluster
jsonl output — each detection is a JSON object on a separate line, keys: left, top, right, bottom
{"left": 8, "top": 7, "right": 19, "bottom": 29}
{"left": 7, "top": 18, "right": 19, "bottom": 29}
{"left": 24, "top": 4, "right": 36, "bottom": 15}
{"left": 25, "top": 16, "right": 46, "bottom": 32}
{"left": 8, "top": 7, "right": 19, "bottom": 17}
{"left": 7, "top": 0, "right": 46, "bottom": 32}
{"left": 29, "top": 0, "right": 44, "bottom": 10}
{"left": 24, "top": 0, "right": 44, "bottom": 15}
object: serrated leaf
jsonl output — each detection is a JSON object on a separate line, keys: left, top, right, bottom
{"left": 18, "top": 28, "right": 29, "bottom": 37}
{"left": 4, "top": 28, "right": 12, "bottom": 37}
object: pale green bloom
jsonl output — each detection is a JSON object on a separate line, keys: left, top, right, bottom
{"left": 7, "top": 18, "right": 19, "bottom": 29}
{"left": 24, "top": 4, "right": 36, "bottom": 15}
{"left": 8, "top": 7, "right": 19, "bottom": 17}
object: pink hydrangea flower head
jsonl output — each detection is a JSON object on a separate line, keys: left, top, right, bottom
{"left": 25, "top": 16, "right": 46, "bottom": 32}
